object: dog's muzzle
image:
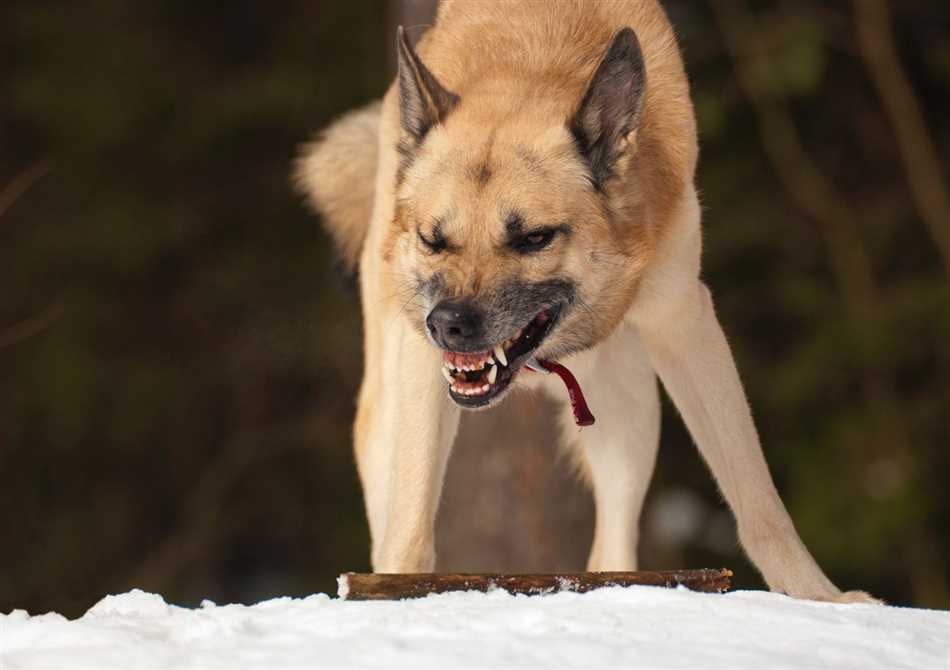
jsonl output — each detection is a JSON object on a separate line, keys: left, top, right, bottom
{"left": 428, "top": 303, "right": 563, "bottom": 408}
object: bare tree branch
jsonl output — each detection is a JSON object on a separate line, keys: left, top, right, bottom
{"left": 0, "top": 301, "right": 64, "bottom": 350}
{"left": 853, "top": 0, "right": 950, "bottom": 280}
{"left": 126, "top": 418, "right": 311, "bottom": 591}
{"left": 709, "top": 0, "right": 878, "bottom": 324}
{"left": 0, "top": 160, "right": 51, "bottom": 220}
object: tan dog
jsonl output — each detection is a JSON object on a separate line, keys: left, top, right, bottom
{"left": 297, "top": 0, "right": 876, "bottom": 603}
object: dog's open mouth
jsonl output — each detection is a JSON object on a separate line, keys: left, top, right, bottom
{"left": 441, "top": 307, "right": 561, "bottom": 408}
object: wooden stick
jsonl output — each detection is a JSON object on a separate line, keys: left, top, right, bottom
{"left": 338, "top": 569, "right": 733, "bottom": 600}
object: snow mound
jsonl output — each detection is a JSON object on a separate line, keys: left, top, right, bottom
{"left": 2, "top": 586, "right": 948, "bottom": 669}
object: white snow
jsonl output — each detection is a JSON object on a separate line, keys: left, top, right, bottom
{"left": 2, "top": 586, "right": 948, "bottom": 669}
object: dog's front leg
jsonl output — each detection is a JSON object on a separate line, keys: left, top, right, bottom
{"left": 635, "top": 280, "right": 876, "bottom": 603}
{"left": 372, "top": 325, "right": 461, "bottom": 573}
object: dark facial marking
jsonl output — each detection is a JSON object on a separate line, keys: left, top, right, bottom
{"left": 493, "top": 279, "right": 576, "bottom": 318}
{"left": 468, "top": 162, "right": 492, "bottom": 185}
{"left": 415, "top": 271, "right": 446, "bottom": 302}
{"left": 418, "top": 219, "right": 450, "bottom": 254}
{"left": 419, "top": 276, "right": 577, "bottom": 353}
{"left": 515, "top": 146, "right": 545, "bottom": 174}
{"left": 505, "top": 213, "right": 524, "bottom": 237}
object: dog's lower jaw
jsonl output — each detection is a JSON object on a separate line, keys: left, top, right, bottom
{"left": 441, "top": 306, "right": 565, "bottom": 408}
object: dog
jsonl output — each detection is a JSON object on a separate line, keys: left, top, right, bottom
{"left": 296, "top": 0, "right": 876, "bottom": 603}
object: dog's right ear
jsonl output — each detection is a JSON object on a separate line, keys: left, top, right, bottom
{"left": 396, "top": 26, "right": 459, "bottom": 146}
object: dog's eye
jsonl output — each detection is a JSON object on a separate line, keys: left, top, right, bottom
{"left": 511, "top": 229, "right": 556, "bottom": 254}
{"left": 418, "top": 228, "right": 448, "bottom": 254}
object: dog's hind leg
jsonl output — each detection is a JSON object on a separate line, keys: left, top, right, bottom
{"left": 363, "top": 322, "right": 461, "bottom": 573}
{"left": 560, "top": 323, "right": 661, "bottom": 572}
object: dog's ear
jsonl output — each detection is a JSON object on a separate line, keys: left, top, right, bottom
{"left": 569, "top": 27, "right": 646, "bottom": 187}
{"left": 396, "top": 26, "right": 459, "bottom": 146}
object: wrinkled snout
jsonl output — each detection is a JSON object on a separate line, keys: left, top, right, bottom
{"left": 425, "top": 300, "right": 485, "bottom": 351}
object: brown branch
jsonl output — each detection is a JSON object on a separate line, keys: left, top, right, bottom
{"left": 338, "top": 569, "right": 734, "bottom": 600}
{"left": 0, "top": 301, "right": 64, "bottom": 350}
{"left": 854, "top": 0, "right": 950, "bottom": 279}
{"left": 0, "top": 159, "right": 51, "bottom": 220}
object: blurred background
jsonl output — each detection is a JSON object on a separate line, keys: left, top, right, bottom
{"left": 2, "top": 0, "right": 948, "bottom": 617}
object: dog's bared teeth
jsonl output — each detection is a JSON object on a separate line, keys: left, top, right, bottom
{"left": 487, "top": 365, "right": 498, "bottom": 385}
{"left": 441, "top": 367, "right": 454, "bottom": 384}
{"left": 494, "top": 345, "right": 508, "bottom": 367}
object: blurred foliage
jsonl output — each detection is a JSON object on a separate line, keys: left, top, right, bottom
{"left": 1, "top": 1, "right": 948, "bottom": 617}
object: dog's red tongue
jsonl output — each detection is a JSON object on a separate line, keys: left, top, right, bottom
{"left": 528, "top": 359, "right": 595, "bottom": 427}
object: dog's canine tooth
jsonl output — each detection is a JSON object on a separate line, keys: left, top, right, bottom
{"left": 487, "top": 365, "right": 498, "bottom": 385}
{"left": 441, "top": 367, "right": 454, "bottom": 384}
{"left": 494, "top": 345, "right": 508, "bottom": 367}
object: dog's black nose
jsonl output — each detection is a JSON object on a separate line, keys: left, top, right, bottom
{"left": 426, "top": 300, "right": 484, "bottom": 350}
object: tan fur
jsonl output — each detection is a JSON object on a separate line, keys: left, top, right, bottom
{"left": 298, "top": 0, "right": 878, "bottom": 604}
{"left": 294, "top": 101, "right": 381, "bottom": 273}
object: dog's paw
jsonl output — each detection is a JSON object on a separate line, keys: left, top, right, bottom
{"left": 814, "top": 590, "right": 885, "bottom": 606}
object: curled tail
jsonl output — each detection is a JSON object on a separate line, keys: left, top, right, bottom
{"left": 294, "top": 100, "right": 381, "bottom": 275}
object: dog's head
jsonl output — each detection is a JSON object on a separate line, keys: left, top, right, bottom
{"left": 386, "top": 27, "right": 652, "bottom": 409}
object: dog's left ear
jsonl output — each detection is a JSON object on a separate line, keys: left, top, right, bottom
{"left": 396, "top": 26, "right": 459, "bottom": 146}
{"left": 570, "top": 27, "right": 646, "bottom": 187}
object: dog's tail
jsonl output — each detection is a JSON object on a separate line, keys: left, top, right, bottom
{"left": 294, "top": 100, "right": 381, "bottom": 276}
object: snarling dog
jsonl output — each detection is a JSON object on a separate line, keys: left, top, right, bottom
{"left": 296, "top": 0, "right": 876, "bottom": 603}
